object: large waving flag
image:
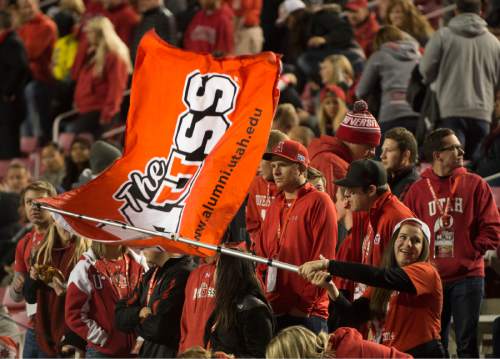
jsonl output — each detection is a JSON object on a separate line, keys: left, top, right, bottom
{"left": 41, "top": 32, "right": 280, "bottom": 256}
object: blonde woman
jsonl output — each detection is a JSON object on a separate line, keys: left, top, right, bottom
{"left": 318, "top": 54, "right": 355, "bottom": 105}
{"left": 266, "top": 325, "right": 411, "bottom": 358}
{"left": 386, "top": 0, "right": 434, "bottom": 46}
{"left": 318, "top": 85, "right": 348, "bottom": 136}
{"left": 24, "top": 223, "right": 90, "bottom": 356}
{"left": 70, "top": 16, "right": 131, "bottom": 137}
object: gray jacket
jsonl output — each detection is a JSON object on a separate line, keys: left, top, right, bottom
{"left": 356, "top": 40, "right": 420, "bottom": 123}
{"left": 419, "top": 13, "right": 500, "bottom": 122}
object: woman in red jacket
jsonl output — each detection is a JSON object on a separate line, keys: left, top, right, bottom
{"left": 300, "top": 218, "right": 445, "bottom": 358}
{"left": 65, "top": 242, "right": 146, "bottom": 357}
{"left": 69, "top": 15, "right": 131, "bottom": 137}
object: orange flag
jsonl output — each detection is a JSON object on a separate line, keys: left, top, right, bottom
{"left": 41, "top": 32, "right": 280, "bottom": 256}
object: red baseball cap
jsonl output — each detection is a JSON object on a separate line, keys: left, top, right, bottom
{"left": 345, "top": 0, "right": 368, "bottom": 11}
{"left": 263, "top": 140, "right": 310, "bottom": 167}
{"left": 320, "top": 84, "right": 346, "bottom": 103}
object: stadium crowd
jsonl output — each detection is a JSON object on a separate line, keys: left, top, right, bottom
{"left": 0, "top": 0, "right": 500, "bottom": 356}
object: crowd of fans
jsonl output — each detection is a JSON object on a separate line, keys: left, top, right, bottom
{"left": 1, "top": 0, "right": 500, "bottom": 356}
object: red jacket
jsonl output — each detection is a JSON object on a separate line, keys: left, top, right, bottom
{"left": 223, "top": 0, "right": 262, "bottom": 26}
{"left": 73, "top": 51, "right": 129, "bottom": 122}
{"left": 254, "top": 183, "right": 337, "bottom": 318}
{"left": 246, "top": 175, "right": 279, "bottom": 245}
{"left": 404, "top": 167, "right": 500, "bottom": 282}
{"left": 105, "top": 3, "right": 140, "bottom": 47}
{"left": 308, "top": 136, "right": 353, "bottom": 202}
{"left": 65, "top": 249, "right": 146, "bottom": 356}
{"left": 178, "top": 263, "right": 216, "bottom": 354}
{"left": 329, "top": 327, "right": 412, "bottom": 358}
{"left": 183, "top": 4, "right": 234, "bottom": 55}
{"left": 362, "top": 191, "right": 414, "bottom": 267}
{"left": 354, "top": 13, "right": 380, "bottom": 57}
{"left": 17, "top": 13, "right": 57, "bottom": 83}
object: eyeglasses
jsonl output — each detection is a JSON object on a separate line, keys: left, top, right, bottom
{"left": 439, "top": 144, "right": 464, "bottom": 153}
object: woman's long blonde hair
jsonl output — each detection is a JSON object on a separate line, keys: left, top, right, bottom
{"left": 318, "top": 96, "right": 347, "bottom": 136}
{"left": 35, "top": 225, "right": 90, "bottom": 270}
{"left": 322, "top": 54, "right": 354, "bottom": 86}
{"left": 386, "top": 0, "right": 434, "bottom": 43}
{"left": 266, "top": 326, "right": 334, "bottom": 358}
{"left": 84, "top": 16, "right": 132, "bottom": 77}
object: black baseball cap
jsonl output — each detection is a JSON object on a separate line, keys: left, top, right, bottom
{"left": 334, "top": 159, "right": 387, "bottom": 188}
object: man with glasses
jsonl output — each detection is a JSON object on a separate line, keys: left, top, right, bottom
{"left": 404, "top": 128, "right": 500, "bottom": 357}
{"left": 334, "top": 159, "right": 414, "bottom": 298}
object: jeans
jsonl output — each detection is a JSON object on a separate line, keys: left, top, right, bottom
{"left": 440, "top": 117, "right": 490, "bottom": 161}
{"left": 22, "top": 81, "right": 53, "bottom": 143}
{"left": 275, "top": 314, "right": 328, "bottom": 334}
{"left": 23, "top": 328, "right": 49, "bottom": 358}
{"left": 440, "top": 276, "right": 484, "bottom": 358}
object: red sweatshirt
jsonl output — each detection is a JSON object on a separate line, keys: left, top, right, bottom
{"left": 14, "top": 230, "right": 44, "bottom": 275}
{"left": 246, "top": 175, "right": 279, "bottom": 245}
{"left": 178, "top": 263, "right": 216, "bottom": 354}
{"left": 329, "top": 327, "right": 412, "bottom": 358}
{"left": 223, "top": 0, "right": 262, "bottom": 26}
{"left": 404, "top": 167, "right": 500, "bottom": 283}
{"left": 362, "top": 191, "right": 414, "bottom": 267}
{"left": 254, "top": 183, "right": 337, "bottom": 319}
{"left": 17, "top": 12, "right": 57, "bottom": 83}
{"left": 353, "top": 13, "right": 379, "bottom": 57}
{"left": 183, "top": 4, "right": 234, "bottom": 55}
{"left": 65, "top": 249, "right": 146, "bottom": 356}
{"left": 73, "top": 51, "right": 129, "bottom": 122}
{"left": 105, "top": 3, "right": 140, "bottom": 47}
{"left": 308, "top": 136, "right": 353, "bottom": 202}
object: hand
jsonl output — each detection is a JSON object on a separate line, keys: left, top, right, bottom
{"left": 30, "top": 266, "right": 40, "bottom": 281}
{"left": 48, "top": 277, "right": 66, "bottom": 296}
{"left": 310, "top": 271, "right": 340, "bottom": 300}
{"left": 307, "top": 36, "right": 326, "bottom": 48}
{"left": 139, "top": 307, "right": 152, "bottom": 320}
{"left": 298, "top": 256, "right": 329, "bottom": 281}
{"left": 12, "top": 273, "right": 25, "bottom": 293}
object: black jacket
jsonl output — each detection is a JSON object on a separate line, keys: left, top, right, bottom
{"left": 204, "top": 294, "right": 274, "bottom": 358}
{"left": 388, "top": 166, "right": 420, "bottom": 201}
{"left": 115, "top": 256, "right": 193, "bottom": 358}
{"left": 130, "top": 6, "right": 177, "bottom": 62}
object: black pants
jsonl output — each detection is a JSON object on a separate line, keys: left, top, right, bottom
{"left": 406, "top": 339, "right": 447, "bottom": 358}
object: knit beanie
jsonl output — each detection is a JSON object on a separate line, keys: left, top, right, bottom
{"left": 336, "top": 100, "right": 381, "bottom": 146}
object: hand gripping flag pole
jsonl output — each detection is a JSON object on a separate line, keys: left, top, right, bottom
{"left": 35, "top": 203, "right": 299, "bottom": 274}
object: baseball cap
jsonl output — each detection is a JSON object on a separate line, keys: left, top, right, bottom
{"left": 344, "top": 0, "right": 368, "bottom": 11}
{"left": 276, "top": 0, "right": 306, "bottom": 25}
{"left": 263, "top": 140, "right": 310, "bottom": 167}
{"left": 392, "top": 218, "right": 431, "bottom": 243}
{"left": 334, "top": 159, "right": 387, "bottom": 188}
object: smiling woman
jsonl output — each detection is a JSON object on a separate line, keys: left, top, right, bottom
{"left": 298, "top": 218, "right": 445, "bottom": 358}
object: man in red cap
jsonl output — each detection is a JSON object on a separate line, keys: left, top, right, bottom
{"left": 254, "top": 139, "right": 337, "bottom": 334}
{"left": 308, "top": 100, "right": 381, "bottom": 202}
{"left": 344, "top": 0, "right": 380, "bottom": 57}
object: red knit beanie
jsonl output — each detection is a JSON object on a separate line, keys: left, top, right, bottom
{"left": 336, "top": 100, "right": 381, "bottom": 146}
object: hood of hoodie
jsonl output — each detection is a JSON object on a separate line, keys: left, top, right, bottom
{"left": 448, "top": 13, "right": 487, "bottom": 37}
{"left": 420, "top": 166, "right": 468, "bottom": 181}
{"left": 308, "top": 136, "right": 352, "bottom": 163}
{"left": 381, "top": 40, "right": 420, "bottom": 61}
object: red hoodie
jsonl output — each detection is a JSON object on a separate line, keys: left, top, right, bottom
{"left": 73, "top": 51, "right": 129, "bottom": 122}
{"left": 254, "top": 183, "right": 337, "bottom": 318}
{"left": 329, "top": 327, "right": 412, "bottom": 358}
{"left": 183, "top": 3, "right": 234, "bottom": 55}
{"left": 178, "top": 263, "right": 216, "bottom": 354}
{"left": 17, "top": 12, "right": 57, "bottom": 83}
{"left": 308, "top": 136, "right": 353, "bottom": 202}
{"left": 65, "top": 249, "right": 146, "bottom": 356}
{"left": 105, "top": 3, "right": 140, "bottom": 47}
{"left": 353, "top": 13, "right": 380, "bottom": 57}
{"left": 246, "top": 175, "right": 279, "bottom": 245}
{"left": 223, "top": 0, "right": 262, "bottom": 26}
{"left": 404, "top": 167, "right": 500, "bottom": 283}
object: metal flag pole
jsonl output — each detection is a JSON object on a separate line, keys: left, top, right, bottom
{"left": 35, "top": 203, "right": 299, "bottom": 274}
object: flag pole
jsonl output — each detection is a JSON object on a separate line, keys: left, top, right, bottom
{"left": 36, "top": 203, "right": 299, "bottom": 274}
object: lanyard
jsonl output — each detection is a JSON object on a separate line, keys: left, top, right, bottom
{"left": 425, "top": 176, "right": 461, "bottom": 218}
{"left": 146, "top": 267, "right": 160, "bottom": 307}
{"left": 275, "top": 198, "right": 298, "bottom": 255}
